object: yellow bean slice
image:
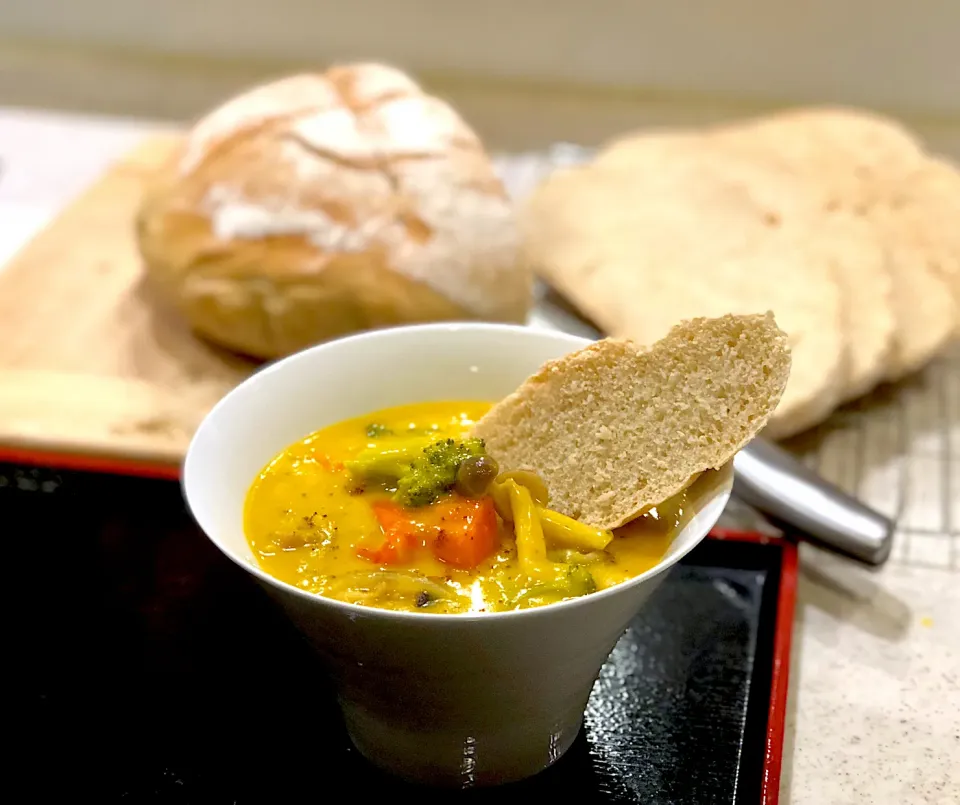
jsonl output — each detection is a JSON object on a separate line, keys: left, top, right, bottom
{"left": 505, "top": 480, "right": 554, "bottom": 581}
{"left": 491, "top": 470, "right": 549, "bottom": 520}
{"left": 539, "top": 508, "right": 614, "bottom": 552}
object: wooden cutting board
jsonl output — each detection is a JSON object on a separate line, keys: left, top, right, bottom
{"left": 0, "top": 134, "right": 260, "bottom": 477}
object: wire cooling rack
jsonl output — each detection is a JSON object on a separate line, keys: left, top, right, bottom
{"left": 495, "top": 147, "right": 959, "bottom": 573}
{"left": 802, "top": 341, "right": 958, "bottom": 571}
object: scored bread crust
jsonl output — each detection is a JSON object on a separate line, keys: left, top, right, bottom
{"left": 136, "top": 63, "right": 531, "bottom": 359}
{"left": 473, "top": 313, "right": 790, "bottom": 530}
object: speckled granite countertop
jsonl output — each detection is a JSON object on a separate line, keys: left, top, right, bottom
{"left": 1, "top": 106, "right": 957, "bottom": 804}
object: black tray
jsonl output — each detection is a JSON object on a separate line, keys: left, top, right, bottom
{"left": 7, "top": 465, "right": 795, "bottom": 804}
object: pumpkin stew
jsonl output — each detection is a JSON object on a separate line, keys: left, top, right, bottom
{"left": 244, "top": 401, "right": 694, "bottom": 614}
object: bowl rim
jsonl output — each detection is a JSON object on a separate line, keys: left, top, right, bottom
{"left": 182, "top": 321, "right": 732, "bottom": 624}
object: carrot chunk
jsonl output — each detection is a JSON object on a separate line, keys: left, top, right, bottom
{"left": 357, "top": 496, "right": 499, "bottom": 569}
{"left": 429, "top": 495, "right": 499, "bottom": 569}
{"left": 357, "top": 500, "right": 419, "bottom": 565}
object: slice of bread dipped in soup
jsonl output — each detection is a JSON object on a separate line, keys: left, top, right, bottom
{"left": 473, "top": 312, "right": 791, "bottom": 530}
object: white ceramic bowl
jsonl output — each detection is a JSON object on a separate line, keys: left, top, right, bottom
{"left": 182, "top": 323, "right": 733, "bottom": 787}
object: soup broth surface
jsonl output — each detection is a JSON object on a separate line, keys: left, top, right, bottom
{"left": 245, "top": 401, "right": 694, "bottom": 613}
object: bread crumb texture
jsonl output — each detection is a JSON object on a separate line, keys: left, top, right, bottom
{"left": 474, "top": 313, "right": 790, "bottom": 529}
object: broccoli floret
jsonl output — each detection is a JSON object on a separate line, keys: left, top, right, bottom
{"left": 394, "top": 438, "right": 486, "bottom": 508}
{"left": 347, "top": 437, "right": 487, "bottom": 507}
{"left": 423, "top": 438, "right": 486, "bottom": 470}
{"left": 393, "top": 466, "right": 449, "bottom": 508}
{"left": 365, "top": 423, "right": 393, "bottom": 439}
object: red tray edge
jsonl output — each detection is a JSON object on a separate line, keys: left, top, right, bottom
{"left": 0, "top": 447, "right": 182, "bottom": 481}
{"left": 2, "top": 449, "right": 799, "bottom": 803}
{"left": 711, "top": 529, "right": 797, "bottom": 805}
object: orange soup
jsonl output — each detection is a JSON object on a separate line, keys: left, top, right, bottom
{"left": 244, "top": 401, "right": 694, "bottom": 614}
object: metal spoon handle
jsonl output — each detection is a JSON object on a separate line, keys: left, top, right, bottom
{"left": 732, "top": 439, "right": 893, "bottom": 564}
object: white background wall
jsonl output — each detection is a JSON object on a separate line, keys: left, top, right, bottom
{"left": 4, "top": 0, "right": 959, "bottom": 113}
{"left": 2, "top": 1, "right": 959, "bottom": 153}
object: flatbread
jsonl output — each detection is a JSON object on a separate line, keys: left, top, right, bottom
{"left": 598, "top": 108, "right": 956, "bottom": 387}
{"left": 706, "top": 109, "right": 956, "bottom": 379}
{"left": 522, "top": 147, "right": 846, "bottom": 439}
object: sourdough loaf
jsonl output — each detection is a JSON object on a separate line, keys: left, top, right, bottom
{"left": 473, "top": 313, "right": 790, "bottom": 529}
{"left": 136, "top": 63, "right": 531, "bottom": 359}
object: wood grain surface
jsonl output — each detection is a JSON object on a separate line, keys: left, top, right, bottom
{"left": 0, "top": 134, "right": 259, "bottom": 470}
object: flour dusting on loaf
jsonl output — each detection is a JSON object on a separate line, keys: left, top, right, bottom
{"left": 473, "top": 313, "right": 791, "bottom": 530}
{"left": 136, "top": 62, "right": 530, "bottom": 359}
